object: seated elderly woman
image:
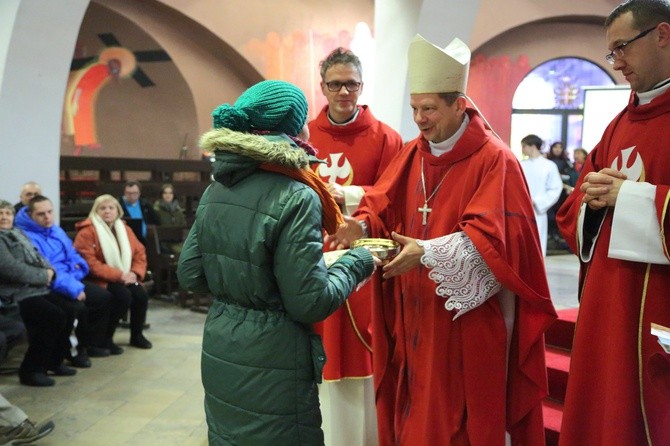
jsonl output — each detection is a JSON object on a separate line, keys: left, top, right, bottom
{"left": 74, "top": 195, "right": 152, "bottom": 351}
{"left": 0, "top": 199, "right": 77, "bottom": 387}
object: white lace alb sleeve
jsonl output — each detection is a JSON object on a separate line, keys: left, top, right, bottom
{"left": 417, "top": 231, "right": 502, "bottom": 320}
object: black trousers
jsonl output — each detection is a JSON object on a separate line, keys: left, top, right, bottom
{"left": 106, "top": 282, "right": 148, "bottom": 340}
{"left": 0, "top": 313, "right": 25, "bottom": 364}
{"left": 18, "top": 292, "right": 80, "bottom": 373}
{"left": 75, "top": 283, "right": 113, "bottom": 351}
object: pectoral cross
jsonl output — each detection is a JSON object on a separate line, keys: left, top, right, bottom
{"left": 418, "top": 202, "right": 432, "bottom": 225}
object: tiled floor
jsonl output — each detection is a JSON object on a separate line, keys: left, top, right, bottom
{"left": 0, "top": 253, "right": 580, "bottom": 445}
{"left": 0, "top": 301, "right": 209, "bottom": 446}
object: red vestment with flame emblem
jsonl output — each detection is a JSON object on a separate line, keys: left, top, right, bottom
{"left": 309, "top": 104, "right": 403, "bottom": 380}
{"left": 557, "top": 89, "right": 670, "bottom": 446}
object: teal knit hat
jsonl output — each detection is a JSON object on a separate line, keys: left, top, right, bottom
{"left": 211, "top": 80, "right": 308, "bottom": 137}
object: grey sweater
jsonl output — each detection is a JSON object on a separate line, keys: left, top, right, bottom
{"left": 0, "top": 228, "right": 51, "bottom": 305}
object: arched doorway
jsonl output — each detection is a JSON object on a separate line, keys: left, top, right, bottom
{"left": 510, "top": 57, "right": 614, "bottom": 158}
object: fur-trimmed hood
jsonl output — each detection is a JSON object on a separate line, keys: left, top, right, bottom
{"left": 200, "top": 128, "right": 311, "bottom": 187}
{"left": 200, "top": 128, "right": 309, "bottom": 168}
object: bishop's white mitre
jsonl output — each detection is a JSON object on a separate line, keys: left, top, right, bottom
{"left": 408, "top": 34, "right": 471, "bottom": 95}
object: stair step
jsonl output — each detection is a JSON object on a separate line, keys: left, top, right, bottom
{"left": 543, "top": 308, "right": 576, "bottom": 446}
{"left": 546, "top": 308, "right": 578, "bottom": 350}
{"left": 546, "top": 346, "right": 570, "bottom": 402}
{"left": 545, "top": 346, "right": 571, "bottom": 372}
{"left": 543, "top": 399, "right": 563, "bottom": 446}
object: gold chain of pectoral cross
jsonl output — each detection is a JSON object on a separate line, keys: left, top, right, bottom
{"left": 419, "top": 159, "right": 452, "bottom": 225}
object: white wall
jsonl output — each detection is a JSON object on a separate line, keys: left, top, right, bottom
{"left": 0, "top": 0, "right": 21, "bottom": 90}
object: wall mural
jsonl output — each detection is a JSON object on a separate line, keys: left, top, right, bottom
{"left": 63, "top": 33, "right": 172, "bottom": 157}
{"left": 243, "top": 22, "right": 375, "bottom": 121}
{"left": 63, "top": 46, "right": 137, "bottom": 156}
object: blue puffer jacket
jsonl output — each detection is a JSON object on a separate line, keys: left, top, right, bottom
{"left": 177, "top": 129, "right": 375, "bottom": 446}
{"left": 14, "top": 207, "right": 89, "bottom": 299}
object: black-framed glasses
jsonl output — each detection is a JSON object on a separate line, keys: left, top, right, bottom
{"left": 605, "top": 25, "right": 657, "bottom": 64}
{"left": 325, "top": 81, "right": 361, "bottom": 92}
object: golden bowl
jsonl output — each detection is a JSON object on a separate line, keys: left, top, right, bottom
{"left": 350, "top": 238, "right": 401, "bottom": 260}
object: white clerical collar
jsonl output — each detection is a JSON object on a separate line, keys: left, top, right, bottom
{"left": 428, "top": 114, "right": 470, "bottom": 156}
{"left": 328, "top": 107, "right": 360, "bottom": 126}
{"left": 637, "top": 77, "right": 670, "bottom": 105}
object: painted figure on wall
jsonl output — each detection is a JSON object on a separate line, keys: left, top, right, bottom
{"left": 63, "top": 47, "right": 137, "bottom": 156}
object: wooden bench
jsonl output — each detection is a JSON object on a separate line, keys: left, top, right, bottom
{"left": 145, "top": 225, "right": 186, "bottom": 298}
{"left": 60, "top": 155, "right": 213, "bottom": 224}
{"left": 145, "top": 224, "right": 212, "bottom": 312}
{"left": 60, "top": 156, "right": 214, "bottom": 311}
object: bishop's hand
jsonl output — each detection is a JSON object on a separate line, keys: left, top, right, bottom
{"left": 382, "top": 232, "right": 425, "bottom": 279}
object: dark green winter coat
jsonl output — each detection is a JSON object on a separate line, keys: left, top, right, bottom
{"left": 177, "top": 128, "right": 375, "bottom": 446}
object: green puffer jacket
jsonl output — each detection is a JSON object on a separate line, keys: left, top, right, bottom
{"left": 177, "top": 128, "right": 375, "bottom": 446}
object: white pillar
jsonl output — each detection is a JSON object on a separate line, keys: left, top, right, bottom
{"left": 373, "top": 0, "right": 481, "bottom": 141}
{"left": 372, "top": 0, "right": 422, "bottom": 137}
{"left": 0, "top": 0, "right": 89, "bottom": 219}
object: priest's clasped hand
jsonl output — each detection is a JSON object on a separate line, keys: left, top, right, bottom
{"left": 580, "top": 168, "right": 627, "bottom": 210}
{"left": 326, "top": 182, "right": 345, "bottom": 205}
{"left": 382, "top": 232, "right": 425, "bottom": 280}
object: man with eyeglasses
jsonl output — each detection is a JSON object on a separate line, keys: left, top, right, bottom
{"left": 556, "top": 1, "right": 670, "bottom": 444}
{"left": 307, "top": 47, "right": 403, "bottom": 446}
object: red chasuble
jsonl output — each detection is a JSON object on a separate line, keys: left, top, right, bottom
{"left": 556, "top": 89, "right": 670, "bottom": 446}
{"left": 354, "top": 110, "right": 556, "bottom": 445}
{"left": 309, "top": 105, "right": 403, "bottom": 380}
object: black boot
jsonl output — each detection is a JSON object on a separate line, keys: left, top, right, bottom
{"left": 87, "top": 346, "right": 110, "bottom": 357}
{"left": 67, "top": 348, "right": 91, "bottom": 368}
{"left": 129, "top": 304, "right": 151, "bottom": 349}
{"left": 129, "top": 334, "right": 152, "bottom": 349}
{"left": 106, "top": 338, "right": 124, "bottom": 355}
{"left": 47, "top": 364, "right": 77, "bottom": 376}
{"left": 19, "top": 371, "right": 55, "bottom": 387}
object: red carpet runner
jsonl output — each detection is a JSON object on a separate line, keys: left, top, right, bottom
{"left": 543, "top": 308, "right": 577, "bottom": 446}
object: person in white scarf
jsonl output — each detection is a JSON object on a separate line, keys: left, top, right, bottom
{"left": 73, "top": 195, "right": 152, "bottom": 351}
